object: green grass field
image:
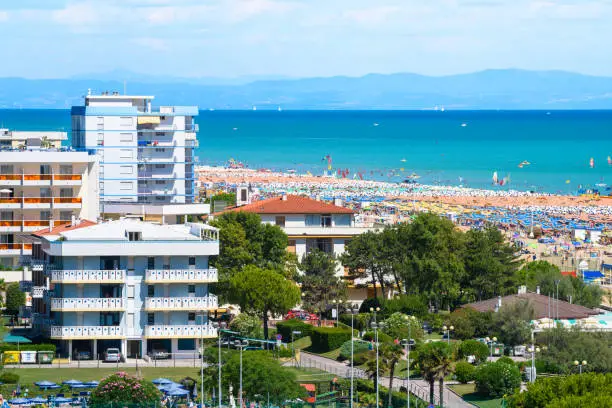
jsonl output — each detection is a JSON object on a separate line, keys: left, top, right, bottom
{"left": 449, "top": 384, "right": 505, "bottom": 408}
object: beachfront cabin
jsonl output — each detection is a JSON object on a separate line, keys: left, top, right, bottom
{"left": 29, "top": 218, "right": 219, "bottom": 360}
{"left": 214, "top": 194, "right": 377, "bottom": 305}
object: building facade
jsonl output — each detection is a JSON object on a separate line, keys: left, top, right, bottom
{"left": 71, "top": 92, "right": 198, "bottom": 207}
{"left": 31, "top": 219, "right": 219, "bottom": 360}
{"left": 0, "top": 129, "right": 67, "bottom": 149}
{"left": 0, "top": 150, "right": 99, "bottom": 268}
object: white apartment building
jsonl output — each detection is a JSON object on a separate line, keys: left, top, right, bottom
{"left": 31, "top": 219, "right": 219, "bottom": 360}
{"left": 0, "top": 149, "right": 99, "bottom": 268}
{"left": 0, "top": 129, "right": 67, "bottom": 149}
{"left": 71, "top": 92, "right": 198, "bottom": 210}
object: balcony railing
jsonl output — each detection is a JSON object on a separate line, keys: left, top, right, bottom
{"left": 23, "top": 174, "right": 52, "bottom": 181}
{"left": 53, "top": 175, "right": 82, "bottom": 181}
{"left": 144, "top": 296, "right": 218, "bottom": 311}
{"left": 145, "top": 268, "right": 218, "bottom": 283}
{"left": 0, "top": 220, "right": 21, "bottom": 228}
{"left": 144, "top": 324, "right": 217, "bottom": 339}
{"left": 0, "top": 243, "right": 31, "bottom": 253}
{"left": 0, "top": 174, "right": 82, "bottom": 185}
{"left": 50, "top": 269, "right": 126, "bottom": 283}
{"left": 31, "top": 286, "right": 46, "bottom": 299}
{"left": 54, "top": 197, "right": 82, "bottom": 204}
{"left": 50, "top": 326, "right": 125, "bottom": 339}
{"left": 51, "top": 298, "right": 126, "bottom": 311}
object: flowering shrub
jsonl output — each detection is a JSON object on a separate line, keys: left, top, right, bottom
{"left": 475, "top": 362, "right": 521, "bottom": 398}
{"left": 90, "top": 372, "right": 162, "bottom": 406}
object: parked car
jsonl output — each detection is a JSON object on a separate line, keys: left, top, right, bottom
{"left": 149, "top": 348, "right": 170, "bottom": 360}
{"left": 73, "top": 350, "right": 92, "bottom": 360}
{"left": 285, "top": 309, "right": 318, "bottom": 321}
{"left": 422, "top": 322, "right": 433, "bottom": 334}
{"left": 104, "top": 348, "right": 122, "bottom": 362}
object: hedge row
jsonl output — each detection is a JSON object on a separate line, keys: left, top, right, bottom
{"left": 310, "top": 327, "right": 352, "bottom": 352}
{"left": 275, "top": 319, "right": 313, "bottom": 342}
{"left": 0, "top": 344, "right": 56, "bottom": 353}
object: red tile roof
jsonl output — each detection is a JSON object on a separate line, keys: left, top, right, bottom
{"left": 32, "top": 219, "right": 97, "bottom": 237}
{"left": 462, "top": 292, "right": 598, "bottom": 320}
{"left": 219, "top": 195, "right": 354, "bottom": 215}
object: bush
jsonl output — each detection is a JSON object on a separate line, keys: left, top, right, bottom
{"left": 310, "top": 327, "right": 351, "bottom": 352}
{"left": 339, "top": 339, "right": 371, "bottom": 360}
{"left": 362, "top": 330, "right": 393, "bottom": 344}
{"left": 458, "top": 340, "right": 490, "bottom": 364}
{"left": 455, "top": 361, "right": 476, "bottom": 383}
{"left": 339, "top": 313, "right": 370, "bottom": 332}
{"left": 90, "top": 372, "right": 162, "bottom": 406}
{"left": 0, "top": 372, "right": 20, "bottom": 384}
{"left": 0, "top": 343, "right": 56, "bottom": 353}
{"left": 475, "top": 361, "right": 521, "bottom": 398}
{"left": 5, "top": 282, "right": 25, "bottom": 316}
{"left": 230, "top": 313, "right": 263, "bottom": 339}
{"left": 385, "top": 294, "right": 429, "bottom": 318}
{"left": 497, "top": 356, "right": 515, "bottom": 366}
{"left": 359, "top": 298, "right": 382, "bottom": 314}
{"left": 275, "top": 319, "right": 312, "bottom": 342}
{"left": 381, "top": 312, "right": 424, "bottom": 341}
{"left": 353, "top": 350, "right": 372, "bottom": 365}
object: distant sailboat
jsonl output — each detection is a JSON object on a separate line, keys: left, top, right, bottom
{"left": 400, "top": 158, "right": 407, "bottom": 162}
{"left": 252, "top": 106, "right": 257, "bottom": 111}
{"left": 461, "top": 123, "right": 468, "bottom": 127}
{"left": 373, "top": 123, "right": 380, "bottom": 127}
{"left": 608, "top": 156, "right": 612, "bottom": 166}
{"left": 492, "top": 171, "right": 498, "bottom": 185}
{"left": 590, "top": 157, "right": 595, "bottom": 168}
{"left": 278, "top": 106, "right": 282, "bottom": 112}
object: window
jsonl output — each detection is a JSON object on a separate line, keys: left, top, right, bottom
{"left": 0, "top": 165, "right": 14, "bottom": 174}
{"left": 287, "top": 240, "right": 296, "bottom": 254}
{"left": 147, "top": 313, "right": 155, "bottom": 325}
{"left": 275, "top": 216, "right": 286, "bottom": 227}
{"left": 127, "top": 231, "right": 142, "bottom": 241}
{"left": 155, "top": 180, "right": 166, "bottom": 185}
{"left": 147, "top": 285, "right": 155, "bottom": 297}
{"left": 305, "top": 214, "right": 321, "bottom": 226}
{"left": 120, "top": 133, "right": 134, "bottom": 142}
{"left": 127, "top": 285, "right": 135, "bottom": 299}
{"left": 59, "top": 211, "right": 72, "bottom": 221}
{"left": 306, "top": 238, "right": 333, "bottom": 254}
{"left": 178, "top": 339, "right": 195, "bottom": 351}
{"left": 40, "top": 210, "right": 51, "bottom": 221}
{"left": 40, "top": 188, "right": 51, "bottom": 198}
{"left": 155, "top": 148, "right": 165, "bottom": 153}
{"left": 120, "top": 165, "right": 133, "bottom": 175}
{"left": 120, "top": 117, "right": 133, "bottom": 127}
{"left": 188, "top": 312, "right": 196, "bottom": 322}
{"left": 188, "top": 257, "right": 196, "bottom": 266}
{"left": 188, "top": 285, "right": 195, "bottom": 294}
{"left": 321, "top": 214, "right": 332, "bottom": 227}
{"left": 147, "top": 257, "right": 155, "bottom": 269}
{"left": 59, "top": 165, "right": 73, "bottom": 175}
{"left": 40, "top": 164, "right": 51, "bottom": 175}
{"left": 120, "top": 149, "right": 133, "bottom": 159}
{"left": 120, "top": 182, "right": 133, "bottom": 191}
{"left": 155, "top": 164, "right": 165, "bottom": 169}
{"left": 59, "top": 188, "right": 73, "bottom": 198}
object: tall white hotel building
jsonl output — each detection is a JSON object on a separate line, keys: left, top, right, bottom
{"left": 71, "top": 92, "right": 201, "bottom": 220}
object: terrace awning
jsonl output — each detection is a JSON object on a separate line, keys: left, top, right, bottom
{"left": 583, "top": 271, "right": 605, "bottom": 280}
{"left": 137, "top": 116, "right": 161, "bottom": 125}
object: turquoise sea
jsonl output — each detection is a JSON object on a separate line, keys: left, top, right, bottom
{"left": 1, "top": 109, "right": 611, "bottom": 194}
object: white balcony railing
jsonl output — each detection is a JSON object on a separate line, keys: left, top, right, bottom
{"left": 51, "top": 298, "right": 126, "bottom": 311}
{"left": 145, "top": 268, "right": 218, "bottom": 283}
{"left": 50, "top": 326, "right": 124, "bottom": 339}
{"left": 144, "top": 296, "right": 218, "bottom": 311}
{"left": 50, "top": 269, "right": 126, "bottom": 283}
{"left": 144, "top": 324, "right": 217, "bottom": 338}
{"left": 31, "top": 286, "right": 46, "bottom": 299}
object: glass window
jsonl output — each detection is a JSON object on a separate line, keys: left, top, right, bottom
{"left": 275, "top": 216, "right": 286, "bottom": 227}
{"left": 188, "top": 312, "right": 196, "bottom": 321}
{"left": 178, "top": 339, "right": 195, "bottom": 351}
{"left": 189, "top": 257, "right": 196, "bottom": 266}
{"left": 147, "top": 257, "right": 155, "bottom": 269}
{"left": 188, "top": 285, "right": 195, "bottom": 294}
{"left": 147, "top": 285, "right": 154, "bottom": 297}
{"left": 321, "top": 214, "right": 332, "bottom": 227}
{"left": 147, "top": 313, "right": 155, "bottom": 325}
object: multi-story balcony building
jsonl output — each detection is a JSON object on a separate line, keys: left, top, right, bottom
{"left": 31, "top": 218, "right": 219, "bottom": 360}
{"left": 0, "top": 149, "right": 99, "bottom": 268}
{"left": 0, "top": 129, "right": 67, "bottom": 149}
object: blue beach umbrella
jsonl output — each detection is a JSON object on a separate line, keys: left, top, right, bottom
{"left": 9, "top": 398, "right": 31, "bottom": 405}
{"left": 83, "top": 381, "right": 99, "bottom": 387}
{"left": 29, "top": 397, "right": 48, "bottom": 404}
{"left": 166, "top": 388, "right": 190, "bottom": 397}
{"left": 35, "top": 381, "right": 57, "bottom": 389}
{"left": 62, "top": 380, "right": 82, "bottom": 386}
{"left": 152, "top": 378, "right": 173, "bottom": 385}
{"left": 53, "top": 397, "right": 74, "bottom": 405}
{"left": 70, "top": 384, "right": 88, "bottom": 389}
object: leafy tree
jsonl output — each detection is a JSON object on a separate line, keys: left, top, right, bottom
{"left": 385, "top": 294, "right": 429, "bottom": 318}
{"left": 461, "top": 226, "right": 522, "bottom": 302}
{"left": 458, "top": 340, "right": 490, "bottom": 365}
{"left": 381, "top": 312, "right": 423, "bottom": 341}
{"left": 90, "top": 372, "right": 161, "bottom": 406}
{"left": 299, "top": 249, "right": 346, "bottom": 318}
{"left": 416, "top": 341, "right": 454, "bottom": 407}
{"left": 493, "top": 300, "right": 535, "bottom": 347}
{"left": 474, "top": 361, "right": 521, "bottom": 398}
{"left": 342, "top": 231, "right": 388, "bottom": 299}
{"left": 5, "top": 282, "right": 25, "bottom": 316}
{"left": 229, "top": 266, "right": 300, "bottom": 339}
{"left": 365, "top": 342, "right": 405, "bottom": 408}
{"left": 206, "top": 192, "right": 237, "bottom": 206}
{"left": 229, "top": 313, "right": 263, "bottom": 339}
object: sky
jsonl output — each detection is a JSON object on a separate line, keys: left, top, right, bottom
{"left": 1, "top": 0, "right": 612, "bottom": 79}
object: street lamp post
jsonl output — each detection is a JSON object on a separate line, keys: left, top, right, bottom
{"left": 370, "top": 307, "right": 381, "bottom": 408}
{"left": 574, "top": 360, "right": 587, "bottom": 374}
{"left": 442, "top": 325, "right": 454, "bottom": 346}
{"left": 485, "top": 337, "right": 497, "bottom": 359}
{"left": 235, "top": 340, "right": 249, "bottom": 408}
{"left": 348, "top": 305, "right": 359, "bottom": 408}
{"left": 332, "top": 299, "right": 341, "bottom": 326}
{"left": 528, "top": 345, "right": 540, "bottom": 383}
{"left": 214, "top": 322, "right": 227, "bottom": 408}
{"left": 402, "top": 315, "right": 416, "bottom": 408}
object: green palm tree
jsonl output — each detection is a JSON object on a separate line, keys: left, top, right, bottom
{"left": 416, "top": 341, "right": 454, "bottom": 407}
{"left": 365, "top": 342, "right": 404, "bottom": 408}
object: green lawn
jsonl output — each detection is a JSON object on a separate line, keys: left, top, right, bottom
{"left": 450, "top": 384, "right": 505, "bottom": 408}
{"left": 424, "top": 333, "right": 443, "bottom": 341}
{"left": 284, "top": 366, "right": 336, "bottom": 382}
{"left": 291, "top": 336, "right": 312, "bottom": 350}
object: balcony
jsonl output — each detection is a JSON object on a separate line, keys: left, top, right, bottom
{"left": 283, "top": 226, "right": 374, "bottom": 237}
{"left": 53, "top": 197, "right": 82, "bottom": 209}
{"left": 0, "top": 220, "right": 21, "bottom": 232}
{"left": 23, "top": 174, "right": 52, "bottom": 186}
{"left": 0, "top": 198, "right": 21, "bottom": 209}
{"left": 144, "top": 268, "right": 218, "bottom": 283}
{"left": 31, "top": 286, "right": 46, "bottom": 299}
{"left": 53, "top": 174, "right": 82, "bottom": 186}
{"left": 50, "top": 326, "right": 125, "bottom": 339}
{"left": 22, "top": 220, "right": 51, "bottom": 232}
{"left": 23, "top": 197, "right": 52, "bottom": 209}
{"left": 144, "top": 324, "right": 217, "bottom": 339}
{"left": 0, "top": 243, "right": 31, "bottom": 256}
{"left": 0, "top": 174, "right": 22, "bottom": 186}
{"left": 0, "top": 174, "right": 82, "bottom": 186}
{"left": 51, "top": 298, "right": 126, "bottom": 312}
{"left": 50, "top": 269, "right": 126, "bottom": 284}
{"left": 144, "top": 296, "right": 218, "bottom": 311}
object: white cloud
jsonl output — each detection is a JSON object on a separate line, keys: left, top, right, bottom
{"left": 131, "top": 37, "right": 170, "bottom": 51}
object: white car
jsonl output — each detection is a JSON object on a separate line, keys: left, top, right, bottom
{"left": 104, "top": 348, "right": 122, "bottom": 362}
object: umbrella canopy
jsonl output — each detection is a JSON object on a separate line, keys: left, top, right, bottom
{"left": 83, "top": 381, "right": 99, "bottom": 387}
{"left": 70, "top": 384, "right": 88, "bottom": 389}
{"left": 152, "top": 378, "right": 174, "bottom": 385}
{"left": 62, "top": 380, "right": 82, "bottom": 385}
{"left": 53, "top": 397, "right": 73, "bottom": 404}
{"left": 35, "top": 381, "right": 57, "bottom": 388}
{"left": 3, "top": 334, "right": 32, "bottom": 344}
{"left": 9, "top": 398, "right": 31, "bottom": 405}
{"left": 29, "top": 397, "right": 48, "bottom": 404}
{"left": 166, "top": 388, "right": 190, "bottom": 397}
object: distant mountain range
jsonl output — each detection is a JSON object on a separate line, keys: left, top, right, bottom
{"left": 1, "top": 69, "right": 612, "bottom": 109}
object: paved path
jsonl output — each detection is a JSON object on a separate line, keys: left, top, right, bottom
{"left": 293, "top": 352, "right": 473, "bottom": 408}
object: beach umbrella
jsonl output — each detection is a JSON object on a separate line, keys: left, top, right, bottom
{"left": 53, "top": 397, "right": 73, "bottom": 405}
{"left": 152, "top": 378, "right": 174, "bottom": 385}
{"left": 70, "top": 384, "right": 88, "bottom": 389}
{"left": 29, "top": 397, "right": 48, "bottom": 404}
{"left": 9, "top": 398, "right": 31, "bottom": 405}
{"left": 62, "top": 380, "right": 82, "bottom": 386}
{"left": 35, "top": 381, "right": 57, "bottom": 389}
{"left": 83, "top": 381, "right": 99, "bottom": 387}
{"left": 166, "top": 388, "right": 190, "bottom": 397}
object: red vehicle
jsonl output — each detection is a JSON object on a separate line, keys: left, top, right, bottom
{"left": 285, "top": 309, "right": 319, "bottom": 321}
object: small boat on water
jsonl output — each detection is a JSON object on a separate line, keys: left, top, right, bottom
{"left": 608, "top": 156, "right": 611, "bottom": 166}
{"left": 492, "top": 171, "right": 498, "bottom": 185}
{"left": 461, "top": 123, "right": 468, "bottom": 127}
{"left": 590, "top": 157, "right": 595, "bottom": 168}
{"left": 518, "top": 160, "right": 531, "bottom": 168}
{"left": 373, "top": 123, "right": 380, "bottom": 127}
{"left": 400, "top": 158, "right": 407, "bottom": 162}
